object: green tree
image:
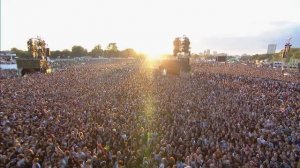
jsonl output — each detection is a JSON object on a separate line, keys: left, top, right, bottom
{"left": 107, "top": 43, "right": 118, "bottom": 51}
{"left": 272, "top": 53, "right": 283, "bottom": 61}
{"left": 292, "top": 50, "right": 300, "bottom": 59}
{"left": 104, "top": 43, "right": 119, "bottom": 57}
{"left": 71, "top": 45, "right": 87, "bottom": 57}
{"left": 61, "top": 49, "right": 71, "bottom": 58}
{"left": 90, "top": 44, "right": 103, "bottom": 57}
{"left": 120, "top": 48, "right": 136, "bottom": 57}
{"left": 11, "top": 48, "right": 30, "bottom": 58}
{"left": 51, "top": 50, "right": 62, "bottom": 58}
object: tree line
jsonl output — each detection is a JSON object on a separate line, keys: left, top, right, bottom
{"left": 240, "top": 48, "right": 300, "bottom": 62}
{"left": 11, "top": 43, "right": 145, "bottom": 59}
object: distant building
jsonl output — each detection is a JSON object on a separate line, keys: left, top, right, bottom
{"left": 267, "top": 44, "right": 276, "bottom": 54}
{"left": 213, "top": 51, "right": 217, "bottom": 56}
{"left": 206, "top": 49, "right": 210, "bottom": 55}
{"left": 216, "top": 53, "right": 227, "bottom": 56}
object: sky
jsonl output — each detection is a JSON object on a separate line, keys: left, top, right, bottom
{"left": 1, "top": 0, "right": 300, "bottom": 55}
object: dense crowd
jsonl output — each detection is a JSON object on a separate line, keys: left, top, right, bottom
{"left": 191, "top": 62, "right": 300, "bottom": 83}
{"left": 0, "top": 70, "right": 17, "bottom": 79}
{"left": 0, "top": 60, "right": 299, "bottom": 168}
{"left": 0, "top": 58, "right": 108, "bottom": 79}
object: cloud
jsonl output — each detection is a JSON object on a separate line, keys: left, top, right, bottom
{"left": 269, "top": 25, "right": 300, "bottom": 48}
{"left": 202, "top": 24, "right": 300, "bottom": 55}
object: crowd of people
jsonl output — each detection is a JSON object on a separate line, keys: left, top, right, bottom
{"left": 0, "top": 59, "right": 299, "bottom": 167}
{"left": 191, "top": 62, "right": 299, "bottom": 83}
{"left": 0, "top": 57, "right": 110, "bottom": 79}
{"left": 0, "top": 70, "right": 17, "bottom": 79}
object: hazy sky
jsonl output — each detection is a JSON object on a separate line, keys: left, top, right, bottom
{"left": 1, "top": 0, "right": 300, "bottom": 55}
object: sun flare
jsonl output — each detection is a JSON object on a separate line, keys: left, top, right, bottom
{"left": 146, "top": 52, "right": 162, "bottom": 60}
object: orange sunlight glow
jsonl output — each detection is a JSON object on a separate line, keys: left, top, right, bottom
{"left": 146, "top": 52, "right": 162, "bottom": 60}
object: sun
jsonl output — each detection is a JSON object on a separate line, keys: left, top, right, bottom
{"left": 146, "top": 52, "right": 162, "bottom": 60}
